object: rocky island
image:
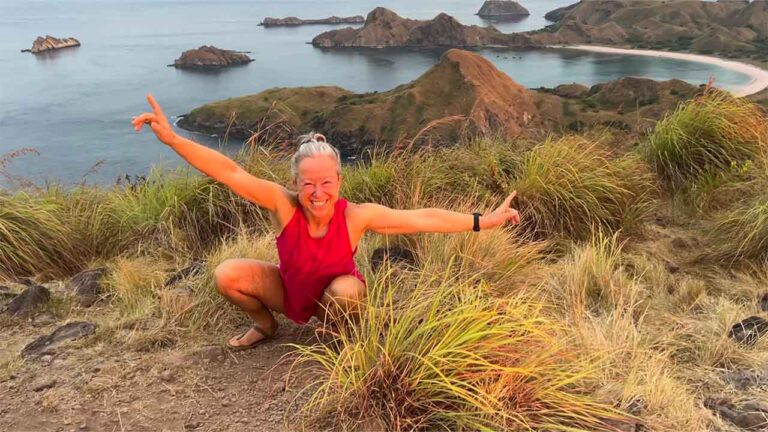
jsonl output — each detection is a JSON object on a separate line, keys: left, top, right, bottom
{"left": 178, "top": 49, "right": 700, "bottom": 152}
{"left": 21, "top": 35, "right": 80, "bottom": 54}
{"left": 311, "top": 7, "right": 535, "bottom": 49}
{"left": 170, "top": 46, "right": 253, "bottom": 70}
{"left": 259, "top": 16, "right": 365, "bottom": 27}
{"left": 476, "top": 0, "right": 530, "bottom": 20}
{"left": 309, "top": 2, "right": 768, "bottom": 60}
{"left": 531, "top": 0, "right": 768, "bottom": 57}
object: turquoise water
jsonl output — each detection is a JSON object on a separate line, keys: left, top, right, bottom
{"left": 0, "top": 0, "right": 753, "bottom": 186}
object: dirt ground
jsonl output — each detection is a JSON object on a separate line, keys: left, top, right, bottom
{"left": 0, "top": 314, "right": 324, "bottom": 432}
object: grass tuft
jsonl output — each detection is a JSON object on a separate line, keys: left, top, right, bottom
{"left": 644, "top": 88, "right": 767, "bottom": 189}
{"left": 511, "top": 136, "right": 655, "bottom": 240}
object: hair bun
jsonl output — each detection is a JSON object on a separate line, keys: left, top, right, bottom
{"left": 313, "top": 133, "right": 326, "bottom": 143}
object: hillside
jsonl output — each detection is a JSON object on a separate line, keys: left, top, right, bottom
{"left": 178, "top": 49, "right": 702, "bottom": 152}
{"left": 311, "top": 7, "right": 535, "bottom": 48}
{"left": 533, "top": 0, "right": 768, "bottom": 59}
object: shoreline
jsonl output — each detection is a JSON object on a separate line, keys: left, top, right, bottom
{"left": 549, "top": 44, "right": 768, "bottom": 97}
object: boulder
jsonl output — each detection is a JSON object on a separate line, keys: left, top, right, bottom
{"left": 477, "top": 1, "right": 530, "bottom": 19}
{"left": 21, "top": 321, "right": 96, "bottom": 359}
{"left": 67, "top": 267, "right": 107, "bottom": 307}
{"left": 4, "top": 285, "right": 50, "bottom": 317}
{"left": 21, "top": 35, "right": 80, "bottom": 54}
{"left": 370, "top": 245, "right": 416, "bottom": 271}
{"left": 171, "top": 46, "right": 253, "bottom": 70}
{"left": 728, "top": 316, "right": 768, "bottom": 346}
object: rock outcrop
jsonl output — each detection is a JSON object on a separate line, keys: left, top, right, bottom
{"left": 531, "top": 0, "right": 768, "bottom": 55}
{"left": 21, "top": 321, "right": 96, "bottom": 359}
{"left": 476, "top": 1, "right": 530, "bottom": 19}
{"left": 21, "top": 35, "right": 80, "bottom": 54}
{"left": 4, "top": 285, "right": 50, "bottom": 317}
{"left": 311, "top": 7, "right": 536, "bottom": 48}
{"left": 67, "top": 267, "right": 106, "bottom": 307}
{"left": 171, "top": 46, "right": 253, "bottom": 70}
{"left": 260, "top": 16, "right": 365, "bottom": 27}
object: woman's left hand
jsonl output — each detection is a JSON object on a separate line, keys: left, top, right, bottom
{"left": 481, "top": 191, "right": 521, "bottom": 230}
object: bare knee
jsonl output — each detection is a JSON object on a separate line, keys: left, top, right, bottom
{"left": 326, "top": 275, "right": 366, "bottom": 305}
{"left": 214, "top": 259, "right": 265, "bottom": 298}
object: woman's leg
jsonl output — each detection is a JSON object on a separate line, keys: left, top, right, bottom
{"left": 316, "top": 275, "right": 366, "bottom": 324}
{"left": 214, "top": 259, "right": 284, "bottom": 346}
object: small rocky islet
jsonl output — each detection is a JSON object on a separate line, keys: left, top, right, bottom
{"left": 21, "top": 35, "right": 80, "bottom": 54}
{"left": 170, "top": 45, "right": 253, "bottom": 70}
{"left": 259, "top": 15, "right": 365, "bottom": 27}
{"left": 476, "top": 0, "right": 530, "bottom": 20}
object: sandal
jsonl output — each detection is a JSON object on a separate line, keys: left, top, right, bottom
{"left": 228, "top": 319, "right": 277, "bottom": 351}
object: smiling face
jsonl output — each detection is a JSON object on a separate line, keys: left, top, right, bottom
{"left": 294, "top": 154, "right": 342, "bottom": 221}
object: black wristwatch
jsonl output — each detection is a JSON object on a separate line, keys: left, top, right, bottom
{"left": 473, "top": 212, "right": 481, "bottom": 232}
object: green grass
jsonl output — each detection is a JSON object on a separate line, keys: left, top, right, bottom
{"left": 511, "top": 135, "right": 655, "bottom": 240}
{"left": 644, "top": 88, "right": 767, "bottom": 189}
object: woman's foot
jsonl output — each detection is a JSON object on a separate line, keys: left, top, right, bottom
{"left": 228, "top": 316, "right": 278, "bottom": 349}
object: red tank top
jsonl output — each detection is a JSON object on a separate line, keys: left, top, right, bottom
{"left": 275, "top": 198, "right": 364, "bottom": 324}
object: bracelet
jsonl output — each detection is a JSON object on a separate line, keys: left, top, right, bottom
{"left": 472, "top": 212, "right": 481, "bottom": 232}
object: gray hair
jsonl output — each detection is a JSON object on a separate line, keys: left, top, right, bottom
{"left": 291, "top": 132, "right": 342, "bottom": 180}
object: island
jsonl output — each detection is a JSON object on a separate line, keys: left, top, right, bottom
{"left": 21, "top": 35, "right": 80, "bottom": 54}
{"left": 170, "top": 46, "right": 253, "bottom": 70}
{"left": 311, "top": 2, "right": 768, "bottom": 61}
{"left": 311, "top": 7, "right": 535, "bottom": 48}
{"left": 259, "top": 16, "right": 365, "bottom": 27}
{"left": 177, "top": 49, "right": 701, "bottom": 152}
{"left": 476, "top": 1, "right": 530, "bottom": 20}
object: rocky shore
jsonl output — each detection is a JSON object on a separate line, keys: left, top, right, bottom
{"left": 259, "top": 15, "right": 364, "bottom": 27}
{"left": 170, "top": 46, "right": 253, "bottom": 70}
{"left": 21, "top": 36, "right": 80, "bottom": 54}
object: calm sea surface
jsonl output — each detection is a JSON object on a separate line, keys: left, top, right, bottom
{"left": 0, "top": 0, "right": 753, "bottom": 186}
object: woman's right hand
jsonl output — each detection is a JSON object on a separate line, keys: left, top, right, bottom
{"left": 132, "top": 94, "right": 178, "bottom": 146}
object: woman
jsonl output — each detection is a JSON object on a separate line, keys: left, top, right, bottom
{"left": 132, "top": 94, "right": 521, "bottom": 349}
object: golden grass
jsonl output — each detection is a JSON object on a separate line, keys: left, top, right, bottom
{"left": 644, "top": 88, "right": 768, "bottom": 189}
{"left": 292, "top": 267, "right": 624, "bottom": 431}
{"left": 511, "top": 135, "right": 656, "bottom": 241}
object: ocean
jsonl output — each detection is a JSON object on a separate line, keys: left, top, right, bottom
{"left": 0, "top": 0, "right": 753, "bottom": 186}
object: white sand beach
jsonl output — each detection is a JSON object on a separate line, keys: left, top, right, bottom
{"left": 551, "top": 44, "right": 768, "bottom": 97}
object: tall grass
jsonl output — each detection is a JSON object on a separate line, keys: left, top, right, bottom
{"left": 511, "top": 136, "right": 655, "bottom": 241}
{"left": 644, "top": 88, "right": 767, "bottom": 189}
{"left": 704, "top": 191, "right": 768, "bottom": 263}
{"left": 0, "top": 191, "right": 81, "bottom": 279}
{"left": 292, "top": 265, "right": 624, "bottom": 431}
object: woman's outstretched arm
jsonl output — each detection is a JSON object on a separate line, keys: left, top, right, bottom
{"left": 132, "top": 94, "right": 291, "bottom": 212}
{"left": 352, "top": 192, "right": 520, "bottom": 235}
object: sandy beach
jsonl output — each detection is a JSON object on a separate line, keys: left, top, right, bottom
{"left": 551, "top": 44, "right": 768, "bottom": 97}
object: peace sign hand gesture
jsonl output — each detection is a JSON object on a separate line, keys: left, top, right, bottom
{"left": 481, "top": 191, "right": 521, "bottom": 230}
{"left": 132, "top": 94, "right": 177, "bottom": 146}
